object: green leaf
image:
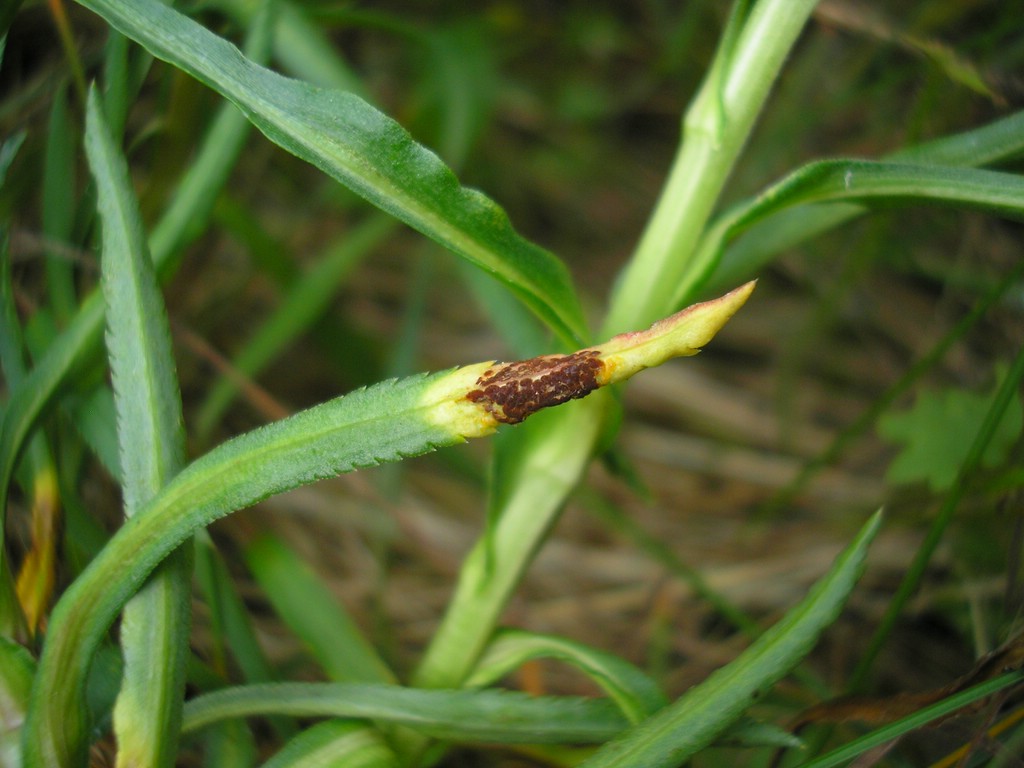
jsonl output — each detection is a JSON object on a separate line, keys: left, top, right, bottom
{"left": 0, "top": 635, "right": 36, "bottom": 764}
{"left": 200, "top": 718, "right": 257, "bottom": 768}
{"left": 578, "top": 511, "right": 882, "bottom": 768}
{"left": 879, "top": 370, "right": 1023, "bottom": 491}
{"left": 181, "top": 682, "right": 628, "bottom": 745}
{"left": 468, "top": 628, "right": 667, "bottom": 724}
{"left": 74, "top": 0, "right": 587, "bottom": 347}
{"left": 193, "top": 531, "right": 297, "bottom": 743}
{"left": 718, "top": 718, "right": 803, "bottom": 750}
{"left": 703, "top": 108, "right": 1024, "bottom": 299}
{"left": 86, "top": 91, "right": 185, "bottom": 516}
{"left": 673, "top": 159, "right": 1024, "bottom": 310}
{"left": 84, "top": 86, "right": 192, "bottom": 768}
{"left": 0, "top": 13, "right": 257, "bottom": 587}
{"left": 42, "top": 85, "right": 77, "bottom": 323}
{"left": 261, "top": 720, "right": 398, "bottom": 768}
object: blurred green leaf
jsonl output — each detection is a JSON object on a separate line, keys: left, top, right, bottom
{"left": 707, "top": 109, "right": 1024, "bottom": 296}
{"left": 261, "top": 720, "right": 398, "bottom": 768}
{"left": 879, "top": 370, "right": 1023, "bottom": 491}
{"left": 0, "top": 636, "right": 35, "bottom": 764}
{"left": 42, "top": 87, "right": 77, "bottom": 324}
{"left": 468, "top": 628, "right": 666, "bottom": 724}
{"left": 798, "top": 671, "right": 1024, "bottom": 768}
{"left": 182, "top": 682, "right": 628, "bottom": 744}
{"left": 678, "top": 158, "right": 1024, "bottom": 308}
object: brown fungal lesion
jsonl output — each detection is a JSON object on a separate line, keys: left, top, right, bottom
{"left": 465, "top": 349, "right": 604, "bottom": 424}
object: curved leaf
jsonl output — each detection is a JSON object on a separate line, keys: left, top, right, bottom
{"left": 74, "top": 0, "right": 587, "bottom": 347}
{"left": 182, "top": 682, "right": 627, "bottom": 745}
{"left": 261, "top": 720, "right": 398, "bottom": 768}
{"left": 22, "top": 371, "right": 466, "bottom": 766}
{"left": 672, "top": 158, "right": 1024, "bottom": 309}
{"left": 467, "top": 628, "right": 667, "bottom": 724}
{"left": 704, "top": 109, "right": 1024, "bottom": 298}
{"left": 579, "top": 510, "right": 882, "bottom": 768}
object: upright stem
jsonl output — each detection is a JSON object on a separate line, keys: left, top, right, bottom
{"left": 603, "top": 0, "right": 821, "bottom": 336}
{"left": 413, "top": 396, "right": 608, "bottom": 690}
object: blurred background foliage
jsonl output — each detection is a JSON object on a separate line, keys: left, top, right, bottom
{"left": 2, "top": 0, "right": 1024, "bottom": 764}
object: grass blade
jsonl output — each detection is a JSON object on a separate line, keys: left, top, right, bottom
{"left": 74, "top": 0, "right": 588, "bottom": 347}
{"left": 851, "top": 342, "right": 1024, "bottom": 690}
{"left": 181, "top": 683, "right": 628, "bottom": 745}
{"left": 84, "top": 87, "right": 191, "bottom": 768}
{"left": 261, "top": 720, "right": 398, "bottom": 768}
{"left": 578, "top": 510, "right": 882, "bottom": 768}
{"left": 42, "top": 86, "right": 77, "bottom": 324}
{"left": 796, "top": 671, "right": 1024, "bottom": 768}
{"left": 674, "top": 159, "right": 1024, "bottom": 309}
{"left": 468, "top": 628, "right": 667, "bottom": 724}
{"left": 193, "top": 531, "right": 297, "bottom": 743}
{"left": 702, "top": 108, "right": 1024, "bottom": 299}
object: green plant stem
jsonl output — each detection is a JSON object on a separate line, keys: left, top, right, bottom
{"left": 603, "top": 0, "right": 820, "bottom": 335}
{"left": 413, "top": 396, "right": 608, "bottom": 692}
{"left": 850, "top": 343, "right": 1024, "bottom": 691}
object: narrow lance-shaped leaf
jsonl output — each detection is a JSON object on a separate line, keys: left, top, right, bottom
{"left": 580, "top": 510, "right": 882, "bottom": 768}
{"left": 181, "top": 682, "right": 628, "bottom": 745}
{"left": 467, "top": 628, "right": 668, "bottom": 724}
{"left": 83, "top": 88, "right": 193, "bottom": 768}
{"left": 23, "top": 281, "right": 754, "bottom": 767}
{"left": 676, "top": 157, "right": 1024, "bottom": 308}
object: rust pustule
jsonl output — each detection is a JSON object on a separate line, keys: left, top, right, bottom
{"left": 466, "top": 350, "right": 604, "bottom": 424}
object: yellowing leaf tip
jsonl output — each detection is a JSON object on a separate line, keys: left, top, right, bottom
{"left": 422, "top": 282, "right": 755, "bottom": 434}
